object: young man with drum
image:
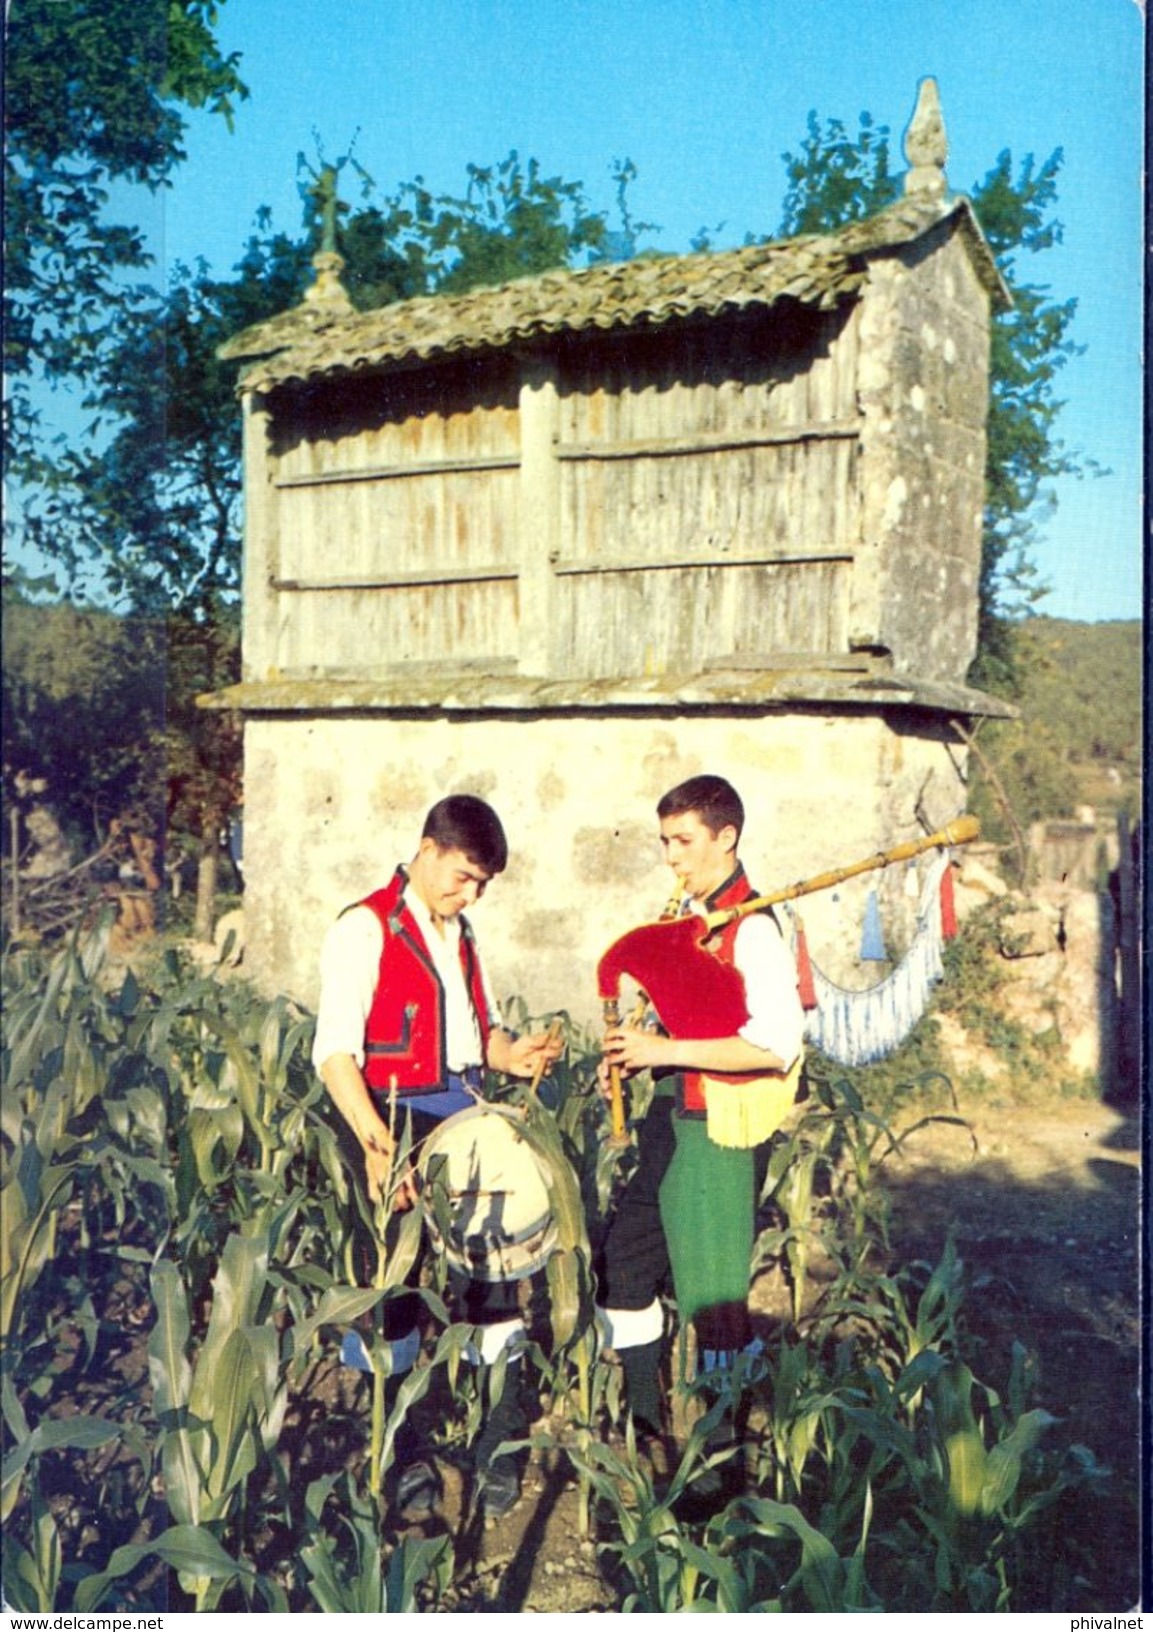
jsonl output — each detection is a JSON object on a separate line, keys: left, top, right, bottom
{"left": 313, "top": 793, "right": 561, "bottom": 1520}
{"left": 597, "top": 774, "right": 805, "bottom": 1492}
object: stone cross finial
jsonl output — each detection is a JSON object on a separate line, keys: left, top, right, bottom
{"left": 302, "top": 162, "right": 352, "bottom": 313}
{"left": 313, "top": 164, "right": 340, "bottom": 254}
{"left": 903, "top": 77, "right": 948, "bottom": 199}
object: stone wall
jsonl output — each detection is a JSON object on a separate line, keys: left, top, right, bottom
{"left": 854, "top": 223, "right": 989, "bottom": 680}
{"left": 950, "top": 852, "right": 1119, "bottom": 1087}
{"left": 243, "top": 709, "right": 969, "bottom": 1026}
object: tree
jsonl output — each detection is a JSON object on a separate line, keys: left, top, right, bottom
{"left": 161, "top": 610, "right": 244, "bottom": 938}
{"left": 1, "top": 587, "right": 166, "bottom": 842}
{"left": 4, "top": 0, "right": 248, "bottom": 935}
{"left": 969, "top": 149, "right": 1084, "bottom": 690}
{"left": 4, "top": 0, "right": 247, "bottom": 467}
{"left": 393, "top": 151, "right": 611, "bottom": 293}
{"left": 777, "top": 110, "right": 899, "bottom": 234}
{"left": 777, "top": 113, "right": 1087, "bottom": 694}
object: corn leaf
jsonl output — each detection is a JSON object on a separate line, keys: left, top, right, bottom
{"left": 189, "top": 1232, "right": 269, "bottom": 1422}
{"left": 385, "top": 1533, "right": 453, "bottom": 1613}
{"left": 979, "top": 1408, "right": 1057, "bottom": 1515}
{"left": 946, "top": 1429, "right": 987, "bottom": 1516}
{"left": 289, "top": 1285, "right": 387, "bottom": 1357}
{"left": 204, "top": 1327, "right": 257, "bottom": 1504}
{"left": 73, "top": 1524, "right": 254, "bottom": 1611}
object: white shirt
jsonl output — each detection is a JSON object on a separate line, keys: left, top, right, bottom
{"left": 687, "top": 899, "right": 804, "bottom": 1068}
{"left": 311, "top": 890, "right": 503, "bottom": 1075}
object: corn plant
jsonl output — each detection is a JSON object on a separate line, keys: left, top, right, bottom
{"left": 2, "top": 924, "right": 176, "bottom": 1593}
{"left": 136, "top": 1232, "right": 284, "bottom": 1609}
{"left": 561, "top": 1398, "right": 753, "bottom": 1610}
{"left": 482, "top": 1013, "right": 611, "bottom": 1533}
{"left": 875, "top": 1350, "right": 1109, "bottom": 1610}
{"left": 0, "top": 1398, "right": 128, "bottom": 1612}
{"left": 0, "top": 930, "right": 1119, "bottom": 1612}
{"left": 300, "top": 1468, "right": 452, "bottom": 1611}
{"left": 2, "top": 925, "right": 168, "bottom": 1371}
{"left": 754, "top": 1068, "right": 976, "bottom": 1339}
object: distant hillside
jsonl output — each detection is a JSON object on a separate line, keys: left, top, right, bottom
{"left": 968, "top": 616, "right": 1142, "bottom": 845}
{"left": 1016, "top": 617, "right": 1142, "bottom": 762}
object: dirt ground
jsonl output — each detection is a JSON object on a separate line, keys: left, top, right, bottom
{"left": 364, "top": 1092, "right": 1143, "bottom": 1612}
{"left": 884, "top": 1095, "right": 1143, "bottom": 1609}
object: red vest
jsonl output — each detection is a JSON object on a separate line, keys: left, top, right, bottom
{"left": 355, "top": 869, "right": 493, "bottom": 1096}
{"left": 681, "top": 865, "right": 769, "bottom": 1115}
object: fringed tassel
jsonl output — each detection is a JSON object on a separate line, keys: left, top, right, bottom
{"left": 940, "top": 859, "right": 958, "bottom": 938}
{"left": 803, "top": 854, "right": 949, "bottom": 1066}
{"left": 793, "top": 915, "right": 819, "bottom": 1010}
{"left": 704, "top": 1057, "right": 804, "bottom": 1149}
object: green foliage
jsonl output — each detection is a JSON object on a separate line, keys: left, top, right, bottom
{"left": 565, "top": 1307, "right": 1105, "bottom": 1611}
{"left": 299, "top": 1469, "right": 452, "bottom": 1612}
{"left": 1, "top": 937, "right": 606, "bottom": 1609}
{"left": 1024, "top": 619, "right": 1144, "bottom": 768}
{"left": 2, "top": 928, "right": 386, "bottom": 1609}
{"left": 778, "top": 110, "right": 899, "bottom": 234}
{"left": 930, "top": 901, "right": 1050, "bottom": 1075}
{"left": 4, "top": 1, "right": 251, "bottom": 918}
{"left": 1, "top": 589, "right": 242, "bottom": 938}
{"left": 391, "top": 151, "right": 614, "bottom": 295}
{"left": 967, "top": 616, "right": 1142, "bottom": 844}
{"left": 4, "top": 0, "right": 247, "bottom": 462}
{"left": 968, "top": 152, "right": 1088, "bottom": 682}
{"left": 1, "top": 594, "right": 167, "bottom": 840}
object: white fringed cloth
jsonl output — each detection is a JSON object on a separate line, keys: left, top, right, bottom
{"left": 797, "top": 853, "right": 950, "bottom": 1067}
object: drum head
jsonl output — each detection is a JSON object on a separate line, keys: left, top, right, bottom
{"left": 418, "top": 1105, "right": 557, "bottom": 1282}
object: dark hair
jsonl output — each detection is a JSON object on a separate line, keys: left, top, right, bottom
{"left": 422, "top": 794, "right": 508, "bottom": 874}
{"left": 657, "top": 774, "right": 744, "bottom": 840}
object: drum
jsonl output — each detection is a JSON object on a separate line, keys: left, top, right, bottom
{"left": 417, "top": 1105, "right": 557, "bottom": 1282}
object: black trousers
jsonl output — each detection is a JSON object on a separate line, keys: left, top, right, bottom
{"left": 597, "top": 1094, "right": 679, "bottom": 1315}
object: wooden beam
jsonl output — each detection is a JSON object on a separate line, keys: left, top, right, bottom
{"left": 270, "top": 565, "right": 519, "bottom": 592}
{"left": 554, "top": 419, "right": 862, "bottom": 463}
{"left": 274, "top": 453, "right": 521, "bottom": 488}
{"left": 518, "top": 359, "right": 560, "bottom": 673}
{"left": 551, "top": 549, "right": 853, "bottom": 577}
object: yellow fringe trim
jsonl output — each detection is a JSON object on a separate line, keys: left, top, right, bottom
{"left": 703, "top": 1054, "right": 805, "bottom": 1149}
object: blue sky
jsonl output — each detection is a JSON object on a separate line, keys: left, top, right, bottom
{"left": 143, "top": 0, "right": 1145, "bottom": 621}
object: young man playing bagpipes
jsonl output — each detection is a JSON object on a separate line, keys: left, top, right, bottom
{"left": 596, "top": 774, "right": 805, "bottom": 1495}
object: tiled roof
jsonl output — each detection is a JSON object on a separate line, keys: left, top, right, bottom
{"left": 221, "top": 195, "right": 1009, "bottom": 392}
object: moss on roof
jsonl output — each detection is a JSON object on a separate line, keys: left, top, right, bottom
{"left": 220, "top": 194, "right": 1009, "bottom": 392}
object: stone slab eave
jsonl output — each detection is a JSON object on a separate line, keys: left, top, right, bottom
{"left": 197, "top": 669, "right": 1016, "bottom": 720}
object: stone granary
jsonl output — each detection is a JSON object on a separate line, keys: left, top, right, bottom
{"left": 208, "top": 81, "right": 1012, "bottom": 1023}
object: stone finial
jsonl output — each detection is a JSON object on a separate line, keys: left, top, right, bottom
{"left": 302, "top": 249, "right": 353, "bottom": 313}
{"left": 903, "top": 77, "right": 948, "bottom": 199}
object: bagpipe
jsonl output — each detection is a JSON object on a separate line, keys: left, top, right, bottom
{"left": 597, "top": 815, "right": 980, "bottom": 1143}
